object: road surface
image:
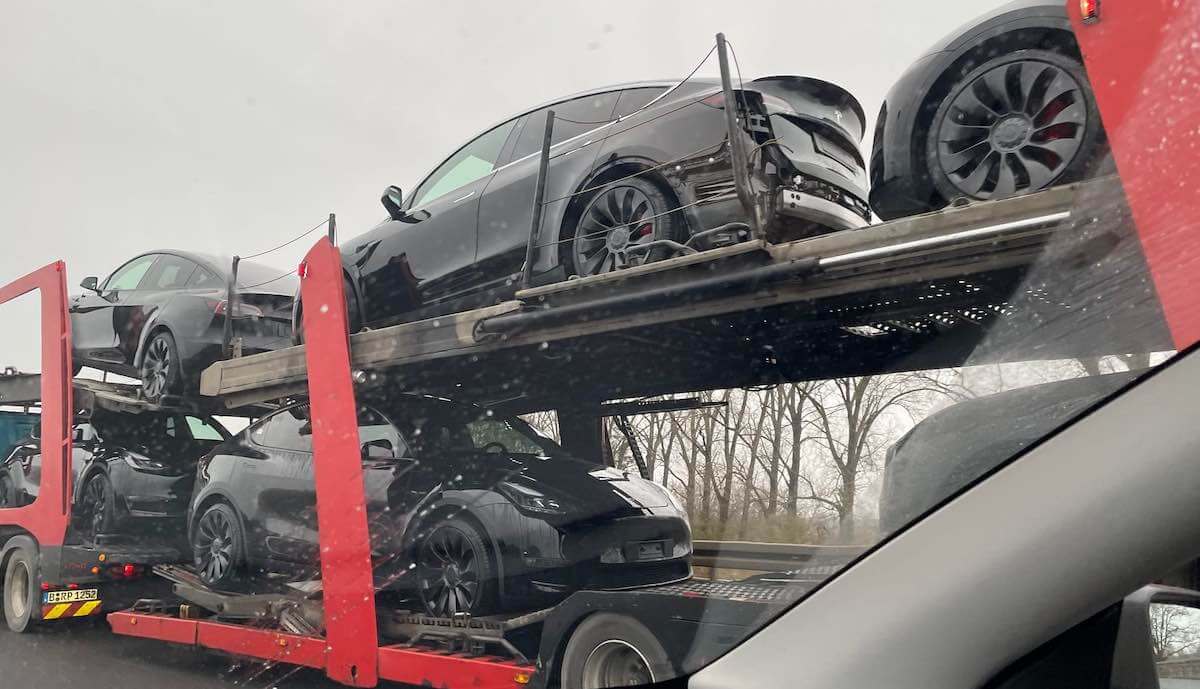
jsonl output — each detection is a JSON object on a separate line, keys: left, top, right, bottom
{"left": 0, "top": 618, "right": 368, "bottom": 688}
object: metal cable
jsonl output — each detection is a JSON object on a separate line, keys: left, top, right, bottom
{"left": 539, "top": 141, "right": 726, "bottom": 207}
{"left": 240, "top": 217, "right": 330, "bottom": 260}
{"left": 548, "top": 44, "right": 717, "bottom": 127}
{"left": 530, "top": 194, "right": 730, "bottom": 251}
{"left": 237, "top": 270, "right": 297, "bottom": 290}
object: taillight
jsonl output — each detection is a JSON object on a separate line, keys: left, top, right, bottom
{"left": 1080, "top": 0, "right": 1099, "bottom": 23}
{"left": 213, "top": 300, "right": 264, "bottom": 318}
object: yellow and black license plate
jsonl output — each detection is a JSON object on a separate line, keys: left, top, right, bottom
{"left": 40, "top": 589, "right": 102, "bottom": 619}
{"left": 43, "top": 588, "right": 98, "bottom": 604}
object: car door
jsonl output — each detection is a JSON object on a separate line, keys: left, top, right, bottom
{"left": 354, "top": 118, "right": 520, "bottom": 323}
{"left": 356, "top": 406, "right": 415, "bottom": 555}
{"left": 71, "top": 253, "right": 159, "bottom": 369}
{"left": 473, "top": 91, "right": 619, "bottom": 289}
{"left": 243, "top": 407, "right": 320, "bottom": 564}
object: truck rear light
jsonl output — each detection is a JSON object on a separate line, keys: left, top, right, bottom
{"left": 213, "top": 299, "right": 264, "bottom": 318}
{"left": 1080, "top": 0, "right": 1100, "bottom": 23}
{"left": 122, "top": 564, "right": 139, "bottom": 578}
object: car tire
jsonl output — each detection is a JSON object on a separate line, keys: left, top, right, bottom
{"left": 192, "top": 502, "right": 246, "bottom": 590}
{"left": 924, "top": 48, "right": 1106, "bottom": 205}
{"left": 567, "top": 177, "right": 685, "bottom": 278}
{"left": 292, "top": 276, "right": 361, "bottom": 345}
{"left": 561, "top": 612, "right": 674, "bottom": 689}
{"left": 78, "top": 473, "right": 117, "bottom": 541}
{"left": 414, "top": 516, "right": 498, "bottom": 617}
{"left": 3, "top": 544, "right": 39, "bottom": 633}
{"left": 140, "top": 330, "right": 182, "bottom": 403}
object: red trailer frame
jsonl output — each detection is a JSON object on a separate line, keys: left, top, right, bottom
{"left": 2, "top": 1, "right": 1196, "bottom": 687}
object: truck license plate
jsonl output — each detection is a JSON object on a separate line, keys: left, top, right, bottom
{"left": 43, "top": 588, "right": 99, "bottom": 604}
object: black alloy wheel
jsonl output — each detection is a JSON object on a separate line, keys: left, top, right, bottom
{"left": 570, "top": 178, "right": 682, "bottom": 278}
{"left": 140, "top": 330, "right": 181, "bottom": 403}
{"left": 79, "top": 473, "right": 115, "bottom": 540}
{"left": 415, "top": 519, "right": 496, "bottom": 617}
{"left": 928, "top": 49, "right": 1102, "bottom": 203}
{"left": 193, "top": 503, "right": 244, "bottom": 589}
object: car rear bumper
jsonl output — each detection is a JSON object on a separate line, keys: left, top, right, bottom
{"left": 776, "top": 184, "right": 870, "bottom": 231}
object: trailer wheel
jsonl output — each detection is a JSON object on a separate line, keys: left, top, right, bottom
{"left": 562, "top": 612, "right": 673, "bottom": 689}
{"left": 3, "top": 545, "right": 39, "bottom": 633}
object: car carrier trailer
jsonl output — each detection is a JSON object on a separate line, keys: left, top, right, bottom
{"left": 1, "top": 2, "right": 1198, "bottom": 687}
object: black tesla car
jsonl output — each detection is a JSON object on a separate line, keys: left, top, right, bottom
{"left": 869, "top": 0, "right": 1108, "bottom": 220}
{"left": 188, "top": 394, "right": 691, "bottom": 616}
{"left": 296, "top": 76, "right": 868, "bottom": 335}
{"left": 72, "top": 251, "right": 297, "bottom": 401}
{"left": 0, "top": 407, "right": 230, "bottom": 543}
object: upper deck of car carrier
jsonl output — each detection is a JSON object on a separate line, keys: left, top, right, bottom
{"left": 199, "top": 174, "right": 1169, "bottom": 413}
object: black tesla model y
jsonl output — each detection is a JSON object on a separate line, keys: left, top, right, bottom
{"left": 71, "top": 251, "right": 297, "bottom": 401}
{"left": 0, "top": 408, "right": 230, "bottom": 544}
{"left": 188, "top": 394, "right": 691, "bottom": 616}
{"left": 295, "top": 76, "right": 869, "bottom": 336}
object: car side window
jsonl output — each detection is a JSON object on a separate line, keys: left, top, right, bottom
{"left": 143, "top": 255, "right": 198, "bottom": 291}
{"left": 357, "top": 406, "right": 409, "bottom": 459}
{"left": 103, "top": 254, "right": 158, "bottom": 291}
{"left": 410, "top": 119, "right": 519, "bottom": 209}
{"left": 186, "top": 416, "right": 225, "bottom": 441}
{"left": 511, "top": 91, "right": 620, "bottom": 160}
{"left": 251, "top": 406, "right": 313, "bottom": 453}
{"left": 186, "top": 266, "right": 224, "bottom": 289}
{"left": 614, "top": 86, "right": 668, "bottom": 119}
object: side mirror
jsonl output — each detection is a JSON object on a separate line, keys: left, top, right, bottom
{"left": 381, "top": 186, "right": 405, "bottom": 221}
{"left": 362, "top": 438, "right": 396, "bottom": 460}
{"left": 80, "top": 276, "right": 100, "bottom": 293}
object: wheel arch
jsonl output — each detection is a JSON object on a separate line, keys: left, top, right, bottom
{"left": 0, "top": 533, "right": 38, "bottom": 592}
{"left": 555, "top": 159, "right": 696, "bottom": 272}
{"left": 404, "top": 501, "right": 507, "bottom": 598}
{"left": 132, "top": 321, "right": 175, "bottom": 371}
{"left": 912, "top": 26, "right": 1083, "bottom": 206}
{"left": 292, "top": 267, "right": 362, "bottom": 343}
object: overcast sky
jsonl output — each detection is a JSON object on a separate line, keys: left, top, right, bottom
{"left": 0, "top": 0, "right": 1003, "bottom": 371}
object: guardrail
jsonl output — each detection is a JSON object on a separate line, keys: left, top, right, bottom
{"left": 691, "top": 540, "right": 865, "bottom": 572}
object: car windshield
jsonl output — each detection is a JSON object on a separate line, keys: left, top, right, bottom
{"left": 2, "top": 3, "right": 1198, "bottom": 689}
{"left": 379, "top": 396, "right": 564, "bottom": 458}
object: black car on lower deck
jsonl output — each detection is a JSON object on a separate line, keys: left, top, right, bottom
{"left": 0, "top": 407, "right": 230, "bottom": 544}
{"left": 296, "top": 75, "right": 868, "bottom": 336}
{"left": 72, "top": 250, "right": 297, "bottom": 402}
{"left": 189, "top": 394, "right": 691, "bottom": 616}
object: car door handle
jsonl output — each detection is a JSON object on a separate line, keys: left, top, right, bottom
{"left": 451, "top": 191, "right": 476, "bottom": 204}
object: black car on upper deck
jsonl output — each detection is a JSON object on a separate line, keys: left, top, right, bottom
{"left": 72, "top": 251, "right": 297, "bottom": 402}
{"left": 295, "top": 76, "right": 868, "bottom": 335}
{"left": 869, "top": 0, "right": 1109, "bottom": 220}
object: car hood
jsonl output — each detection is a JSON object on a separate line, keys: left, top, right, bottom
{"left": 470, "top": 452, "right": 672, "bottom": 516}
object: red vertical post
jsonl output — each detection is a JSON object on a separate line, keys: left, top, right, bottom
{"left": 1070, "top": 0, "right": 1200, "bottom": 349}
{"left": 0, "top": 262, "right": 73, "bottom": 547}
{"left": 299, "top": 238, "right": 379, "bottom": 687}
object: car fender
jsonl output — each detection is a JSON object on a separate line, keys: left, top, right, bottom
{"left": 402, "top": 490, "right": 511, "bottom": 595}
{"left": 872, "top": 10, "right": 1077, "bottom": 217}
{"left": 130, "top": 306, "right": 174, "bottom": 372}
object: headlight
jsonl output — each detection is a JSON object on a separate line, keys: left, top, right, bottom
{"left": 651, "top": 483, "right": 686, "bottom": 514}
{"left": 497, "top": 481, "right": 567, "bottom": 515}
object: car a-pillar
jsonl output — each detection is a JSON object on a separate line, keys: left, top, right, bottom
{"left": 556, "top": 403, "right": 608, "bottom": 466}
